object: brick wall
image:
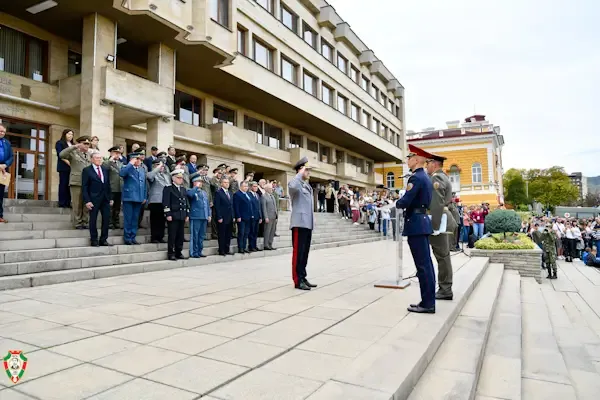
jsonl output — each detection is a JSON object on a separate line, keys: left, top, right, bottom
{"left": 471, "top": 248, "right": 543, "bottom": 283}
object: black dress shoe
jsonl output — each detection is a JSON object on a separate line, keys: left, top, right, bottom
{"left": 90, "top": 240, "right": 99, "bottom": 247}
{"left": 244, "top": 250, "right": 250, "bottom": 254}
{"left": 303, "top": 279, "right": 317, "bottom": 288}
{"left": 184, "top": 239, "right": 190, "bottom": 242}
{"left": 255, "top": 248, "right": 263, "bottom": 252}
{"left": 295, "top": 281, "right": 311, "bottom": 291}
{"left": 435, "top": 293, "right": 453, "bottom": 301}
{"left": 249, "top": 249, "right": 257, "bottom": 252}
{"left": 274, "top": 234, "right": 280, "bottom": 237}
{"left": 99, "top": 241, "right": 112, "bottom": 247}
{"left": 176, "top": 254, "right": 186, "bottom": 260}
{"left": 270, "top": 247, "right": 277, "bottom": 251}
{"left": 407, "top": 305, "right": 435, "bottom": 314}
{"left": 219, "top": 252, "right": 226, "bottom": 256}
{"left": 124, "top": 241, "right": 132, "bottom": 245}
{"left": 132, "top": 240, "right": 141, "bottom": 245}
{"left": 226, "top": 252, "right": 235, "bottom": 256}
{"left": 151, "top": 240, "right": 160, "bottom": 244}
{"left": 199, "top": 254, "right": 207, "bottom": 258}
{"left": 158, "top": 239, "right": 167, "bottom": 244}
{"left": 410, "top": 302, "right": 423, "bottom": 308}
{"left": 168, "top": 255, "right": 177, "bottom": 261}
{"left": 239, "top": 250, "right": 246, "bottom": 254}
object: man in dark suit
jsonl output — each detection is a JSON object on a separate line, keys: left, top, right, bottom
{"left": 248, "top": 181, "right": 263, "bottom": 252}
{"left": 162, "top": 169, "right": 189, "bottom": 261}
{"left": 233, "top": 181, "right": 252, "bottom": 254}
{"left": 214, "top": 176, "right": 234, "bottom": 256}
{"left": 396, "top": 144, "right": 436, "bottom": 314}
{"left": 82, "top": 151, "right": 113, "bottom": 246}
{"left": 144, "top": 146, "right": 159, "bottom": 170}
{"left": 166, "top": 146, "right": 177, "bottom": 171}
{"left": 187, "top": 154, "right": 198, "bottom": 175}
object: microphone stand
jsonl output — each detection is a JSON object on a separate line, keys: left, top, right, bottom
{"left": 374, "top": 208, "right": 411, "bottom": 289}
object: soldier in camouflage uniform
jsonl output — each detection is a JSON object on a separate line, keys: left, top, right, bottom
{"left": 60, "top": 136, "right": 92, "bottom": 229}
{"left": 426, "top": 152, "right": 458, "bottom": 300}
{"left": 228, "top": 168, "right": 240, "bottom": 194}
{"left": 542, "top": 224, "right": 558, "bottom": 279}
{"left": 104, "top": 146, "right": 123, "bottom": 229}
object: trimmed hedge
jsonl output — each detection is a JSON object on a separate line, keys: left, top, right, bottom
{"left": 485, "top": 209, "right": 522, "bottom": 234}
{"left": 475, "top": 233, "right": 536, "bottom": 250}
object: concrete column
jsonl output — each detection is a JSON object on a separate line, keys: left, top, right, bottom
{"left": 80, "top": 14, "right": 116, "bottom": 146}
{"left": 146, "top": 43, "right": 175, "bottom": 150}
{"left": 282, "top": 128, "right": 290, "bottom": 150}
{"left": 204, "top": 98, "right": 214, "bottom": 126}
{"left": 272, "top": 48, "right": 281, "bottom": 75}
{"left": 273, "top": 0, "right": 281, "bottom": 18}
{"left": 235, "top": 109, "right": 245, "bottom": 129}
{"left": 316, "top": 79, "right": 323, "bottom": 101}
{"left": 49, "top": 40, "right": 69, "bottom": 83}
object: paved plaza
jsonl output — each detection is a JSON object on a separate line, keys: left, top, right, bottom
{"left": 0, "top": 240, "right": 599, "bottom": 399}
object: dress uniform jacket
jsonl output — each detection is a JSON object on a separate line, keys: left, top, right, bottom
{"left": 59, "top": 145, "right": 91, "bottom": 187}
{"left": 147, "top": 166, "right": 172, "bottom": 204}
{"left": 288, "top": 172, "right": 314, "bottom": 230}
{"left": 103, "top": 158, "right": 123, "bottom": 193}
{"left": 162, "top": 185, "right": 190, "bottom": 221}
{"left": 119, "top": 164, "right": 147, "bottom": 203}
{"left": 201, "top": 176, "right": 213, "bottom": 204}
{"left": 395, "top": 168, "right": 433, "bottom": 236}
{"left": 430, "top": 170, "right": 458, "bottom": 233}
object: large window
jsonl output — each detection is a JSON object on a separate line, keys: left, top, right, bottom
{"left": 303, "top": 23, "right": 317, "bottom": 49}
{"left": 321, "top": 40, "right": 333, "bottom": 63}
{"left": 362, "top": 111, "right": 370, "bottom": 127}
{"left": 253, "top": 37, "right": 273, "bottom": 70}
{"left": 386, "top": 172, "right": 395, "bottom": 189}
{"left": 351, "top": 66, "right": 360, "bottom": 84}
{"left": 472, "top": 163, "right": 483, "bottom": 183}
{"left": 381, "top": 124, "right": 388, "bottom": 139}
{"left": 361, "top": 75, "right": 370, "bottom": 92}
{"left": 281, "top": 56, "right": 297, "bottom": 84}
{"left": 322, "top": 84, "right": 333, "bottom": 106}
{"left": 67, "top": 51, "right": 81, "bottom": 77}
{"left": 371, "top": 118, "right": 380, "bottom": 133}
{"left": 237, "top": 27, "right": 247, "bottom": 55}
{"left": 396, "top": 105, "right": 401, "bottom": 118}
{"left": 303, "top": 70, "right": 317, "bottom": 96}
{"left": 280, "top": 4, "right": 298, "bottom": 33}
{"left": 371, "top": 84, "right": 379, "bottom": 101}
{"left": 449, "top": 166, "right": 461, "bottom": 192}
{"left": 351, "top": 103, "right": 360, "bottom": 122}
{"left": 289, "top": 133, "right": 302, "bottom": 149}
{"left": 337, "top": 94, "right": 348, "bottom": 115}
{"left": 245, "top": 115, "right": 264, "bottom": 144}
{"left": 307, "top": 139, "right": 319, "bottom": 153}
{"left": 320, "top": 145, "right": 331, "bottom": 164}
{"left": 388, "top": 99, "right": 394, "bottom": 113}
{"left": 210, "top": 0, "right": 230, "bottom": 26}
{"left": 337, "top": 54, "right": 348, "bottom": 74}
{"left": 0, "top": 24, "right": 48, "bottom": 82}
{"left": 380, "top": 93, "right": 387, "bottom": 107}
{"left": 213, "top": 104, "right": 235, "bottom": 125}
{"left": 254, "top": 0, "right": 274, "bottom": 14}
{"left": 245, "top": 116, "right": 282, "bottom": 149}
{"left": 174, "top": 90, "right": 201, "bottom": 126}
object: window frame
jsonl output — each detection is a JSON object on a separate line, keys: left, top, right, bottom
{"left": 254, "top": 0, "right": 274, "bottom": 14}
{"left": 386, "top": 172, "right": 395, "bottom": 189}
{"left": 210, "top": 0, "right": 230, "bottom": 27}
{"left": 361, "top": 75, "right": 370, "bottom": 92}
{"left": 337, "top": 53, "right": 348, "bottom": 75}
{"left": 174, "top": 90, "right": 202, "bottom": 127}
{"left": 307, "top": 139, "right": 319, "bottom": 153}
{"left": 361, "top": 110, "right": 370, "bottom": 128}
{"left": 237, "top": 26, "right": 247, "bottom": 55}
{"left": 350, "top": 103, "right": 360, "bottom": 122}
{"left": 350, "top": 66, "right": 360, "bottom": 84}
{"left": 289, "top": 133, "right": 303, "bottom": 149}
{"left": 320, "top": 39, "right": 334, "bottom": 63}
{"left": 0, "top": 24, "right": 49, "bottom": 83}
{"left": 302, "top": 22, "right": 318, "bottom": 49}
{"left": 303, "top": 69, "right": 317, "bottom": 97}
{"left": 337, "top": 94, "right": 348, "bottom": 115}
{"left": 371, "top": 84, "right": 379, "bottom": 101}
{"left": 213, "top": 104, "right": 236, "bottom": 125}
{"left": 252, "top": 36, "right": 274, "bottom": 71}
{"left": 281, "top": 55, "right": 298, "bottom": 85}
{"left": 321, "top": 83, "right": 333, "bottom": 107}
{"left": 449, "top": 165, "right": 461, "bottom": 192}
{"left": 472, "top": 163, "right": 483, "bottom": 184}
{"left": 280, "top": 3, "right": 298, "bottom": 33}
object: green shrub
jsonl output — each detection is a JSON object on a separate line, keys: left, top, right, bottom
{"left": 516, "top": 211, "right": 532, "bottom": 222}
{"left": 485, "top": 210, "right": 522, "bottom": 235}
{"left": 475, "top": 233, "right": 535, "bottom": 250}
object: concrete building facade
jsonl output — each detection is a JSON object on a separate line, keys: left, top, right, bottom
{"left": 567, "top": 172, "right": 588, "bottom": 199}
{"left": 375, "top": 115, "right": 506, "bottom": 206}
{"left": 0, "top": 0, "right": 405, "bottom": 202}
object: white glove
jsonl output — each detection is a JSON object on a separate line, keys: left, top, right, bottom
{"left": 432, "top": 230, "right": 441, "bottom": 236}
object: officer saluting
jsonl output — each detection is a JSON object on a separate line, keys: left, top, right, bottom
{"left": 162, "top": 169, "right": 190, "bottom": 261}
{"left": 395, "top": 144, "right": 436, "bottom": 314}
{"left": 288, "top": 157, "right": 317, "bottom": 291}
{"left": 426, "top": 152, "right": 458, "bottom": 301}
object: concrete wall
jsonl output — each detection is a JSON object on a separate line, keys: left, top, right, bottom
{"left": 471, "top": 249, "right": 543, "bottom": 283}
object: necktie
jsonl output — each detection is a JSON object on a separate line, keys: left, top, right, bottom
{"left": 96, "top": 166, "right": 103, "bottom": 182}
{"left": 225, "top": 189, "right": 230, "bottom": 200}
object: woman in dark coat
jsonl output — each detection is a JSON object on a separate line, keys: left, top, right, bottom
{"left": 55, "top": 129, "right": 74, "bottom": 208}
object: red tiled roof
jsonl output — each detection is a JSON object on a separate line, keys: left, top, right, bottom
{"left": 407, "top": 130, "right": 492, "bottom": 142}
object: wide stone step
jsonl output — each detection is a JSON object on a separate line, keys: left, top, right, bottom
{"left": 3, "top": 206, "right": 71, "bottom": 215}
{"left": 304, "top": 257, "right": 490, "bottom": 400}
{"left": 2, "top": 199, "right": 60, "bottom": 208}
{"left": 2, "top": 213, "right": 72, "bottom": 223}
{"left": 0, "top": 231, "right": 380, "bottom": 263}
{"left": 407, "top": 263, "right": 504, "bottom": 400}
{"left": 476, "top": 270, "right": 522, "bottom": 400}
{"left": 0, "top": 235, "right": 382, "bottom": 290}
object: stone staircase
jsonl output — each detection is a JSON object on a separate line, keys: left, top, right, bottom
{"left": 0, "top": 199, "right": 382, "bottom": 290}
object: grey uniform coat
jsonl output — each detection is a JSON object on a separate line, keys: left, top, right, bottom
{"left": 59, "top": 146, "right": 91, "bottom": 186}
{"left": 288, "top": 172, "right": 314, "bottom": 230}
{"left": 147, "top": 166, "right": 172, "bottom": 204}
{"left": 261, "top": 192, "right": 278, "bottom": 220}
{"left": 430, "top": 170, "right": 458, "bottom": 233}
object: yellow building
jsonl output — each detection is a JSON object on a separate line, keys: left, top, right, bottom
{"left": 0, "top": 0, "right": 405, "bottom": 202}
{"left": 375, "top": 115, "right": 506, "bottom": 206}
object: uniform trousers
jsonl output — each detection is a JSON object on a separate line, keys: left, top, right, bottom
{"left": 407, "top": 235, "right": 436, "bottom": 309}
{"left": 167, "top": 219, "right": 185, "bottom": 256}
{"left": 189, "top": 219, "right": 207, "bottom": 257}
{"left": 217, "top": 219, "right": 233, "bottom": 254}
{"left": 89, "top": 200, "right": 110, "bottom": 242}
{"left": 122, "top": 201, "right": 142, "bottom": 243}
{"left": 110, "top": 192, "right": 121, "bottom": 228}
{"left": 138, "top": 204, "right": 146, "bottom": 227}
{"left": 0, "top": 184, "right": 5, "bottom": 218}
{"left": 430, "top": 233, "right": 453, "bottom": 296}
{"left": 58, "top": 171, "right": 71, "bottom": 207}
{"left": 249, "top": 218, "right": 259, "bottom": 250}
{"left": 70, "top": 186, "right": 89, "bottom": 227}
{"left": 149, "top": 203, "right": 166, "bottom": 241}
{"left": 263, "top": 218, "right": 277, "bottom": 249}
{"left": 237, "top": 220, "right": 249, "bottom": 252}
{"left": 292, "top": 227, "right": 312, "bottom": 286}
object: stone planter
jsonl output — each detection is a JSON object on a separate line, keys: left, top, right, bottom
{"left": 471, "top": 248, "right": 543, "bottom": 283}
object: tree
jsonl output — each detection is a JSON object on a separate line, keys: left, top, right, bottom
{"left": 526, "top": 166, "right": 579, "bottom": 210}
{"left": 485, "top": 209, "right": 522, "bottom": 239}
{"left": 503, "top": 168, "right": 528, "bottom": 206}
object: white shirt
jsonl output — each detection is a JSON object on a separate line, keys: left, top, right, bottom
{"left": 565, "top": 228, "right": 575, "bottom": 239}
{"left": 572, "top": 226, "right": 582, "bottom": 239}
{"left": 553, "top": 223, "right": 564, "bottom": 238}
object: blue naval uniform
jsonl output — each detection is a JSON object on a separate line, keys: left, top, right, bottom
{"left": 187, "top": 187, "right": 210, "bottom": 257}
{"left": 396, "top": 167, "right": 436, "bottom": 309}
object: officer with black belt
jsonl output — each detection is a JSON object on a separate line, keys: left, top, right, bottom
{"left": 396, "top": 144, "right": 436, "bottom": 314}
{"left": 162, "top": 169, "right": 190, "bottom": 261}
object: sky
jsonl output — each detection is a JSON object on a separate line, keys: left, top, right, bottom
{"left": 327, "top": 0, "right": 600, "bottom": 177}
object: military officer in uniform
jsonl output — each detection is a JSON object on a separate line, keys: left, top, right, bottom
{"left": 395, "top": 144, "right": 436, "bottom": 314}
{"left": 162, "top": 169, "right": 190, "bottom": 261}
{"left": 60, "top": 136, "right": 92, "bottom": 229}
{"left": 104, "top": 146, "right": 123, "bottom": 229}
{"left": 228, "top": 168, "right": 240, "bottom": 194}
{"left": 209, "top": 167, "right": 223, "bottom": 238}
{"left": 426, "top": 152, "right": 458, "bottom": 301}
{"left": 288, "top": 157, "right": 317, "bottom": 291}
